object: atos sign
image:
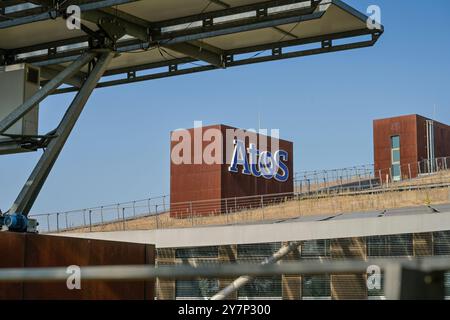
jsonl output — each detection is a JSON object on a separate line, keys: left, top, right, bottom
{"left": 228, "top": 140, "right": 289, "bottom": 182}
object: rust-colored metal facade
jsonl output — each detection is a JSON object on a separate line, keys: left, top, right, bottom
{"left": 373, "top": 114, "right": 450, "bottom": 181}
{"left": 170, "top": 124, "right": 294, "bottom": 217}
{"left": 0, "top": 233, "right": 155, "bottom": 300}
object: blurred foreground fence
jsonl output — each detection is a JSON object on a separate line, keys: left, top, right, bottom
{"left": 0, "top": 257, "right": 449, "bottom": 300}
{"left": 30, "top": 157, "right": 450, "bottom": 233}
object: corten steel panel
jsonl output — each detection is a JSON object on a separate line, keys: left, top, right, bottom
{"left": 373, "top": 115, "right": 419, "bottom": 181}
{"left": 0, "top": 232, "right": 25, "bottom": 299}
{"left": 374, "top": 115, "right": 450, "bottom": 182}
{"left": 416, "top": 115, "right": 450, "bottom": 162}
{"left": 170, "top": 125, "right": 223, "bottom": 218}
{"left": 220, "top": 124, "right": 294, "bottom": 200}
{"left": 23, "top": 234, "right": 88, "bottom": 300}
{"left": 85, "top": 239, "right": 147, "bottom": 300}
{"left": 0, "top": 233, "right": 155, "bottom": 300}
{"left": 170, "top": 124, "right": 293, "bottom": 218}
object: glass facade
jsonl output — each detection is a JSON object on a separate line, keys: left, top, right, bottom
{"left": 367, "top": 234, "right": 413, "bottom": 257}
{"left": 237, "top": 243, "right": 281, "bottom": 258}
{"left": 237, "top": 243, "right": 282, "bottom": 299}
{"left": 433, "top": 231, "right": 450, "bottom": 255}
{"left": 167, "top": 232, "right": 450, "bottom": 300}
{"left": 433, "top": 231, "right": 450, "bottom": 299}
{"left": 237, "top": 276, "right": 282, "bottom": 300}
{"left": 175, "top": 279, "right": 219, "bottom": 299}
{"left": 301, "top": 240, "right": 331, "bottom": 258}
{"left": 302, "top": 275, "right": 331, "bottom": 299}
{"left": 175, "top": 246, "right": 219, "bottom": 259}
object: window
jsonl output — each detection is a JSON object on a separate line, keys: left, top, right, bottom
{"left": 301, "top": 240, "right": 331, "bottom": 258}
{"left": 237, "top": 276, "right": 282, "bottom": 300}
{"left": 236, "top": 243, "right": 283, "bottom": 300}
{"left": 445, "top": 272, "right": 450, "bottom": 300}
{"left": 389, "top": 234, "right": 413, "bottom": 256}
{"left": 367, "top": 236, "right": 388, "bottom": 257}
{"left": 434, "top": 231, "right": 450, "bottom": 256}
{"left": 176, "top": 279, "right": 219, "bottom": 300}
{"left": 237, "top": 243, "right": 281, "bottom": 259}
{"left": 175, "top": 246, "right": 219, "bottom": 259}
{"left": 302, "top": 275, "right": 331, "bottom": 300}
{"left": 391, "top": 136, "right": 400, "bottom": 149}
{"left": 391, "top": 136, "right": 401, "bottom": 181}
{"left": 367, "top": 234, "right": 413, "bottom": 257}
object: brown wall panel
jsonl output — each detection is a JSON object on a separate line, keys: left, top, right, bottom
{"left": 0, "top": 232, "right": 25, "bottom": 299}
{"left": 23, "top": 234, "right": 89, "bottom": 299}
{"left": 220, "top": 125, "right": 294, "bottom": 200}
{"left": 373, "top": 115, "right": 419, "bottom": 181}
{"left": 85, "top": 239, "right": 147, "bottom": 300}
{"left": 374, "top": 114, "right": 450, "bottom": 182}
{"left": 0, "top": 232, "right": 155, "bottom": 300}
{"left": 434, "top": 122, "right": 450, "bottom": 159}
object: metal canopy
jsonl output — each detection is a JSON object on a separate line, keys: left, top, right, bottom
{"left": 0, "top": 0, "right": 383, "bottom": 92}
{"left": 0, "top": 0, "right": 383, "bottom": 232}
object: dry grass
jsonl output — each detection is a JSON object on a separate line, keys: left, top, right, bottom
{"left": 65, "top": 185, "right": 450, "bottom": 233}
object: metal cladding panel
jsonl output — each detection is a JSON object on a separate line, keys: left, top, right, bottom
{"left": 373, "top": 114, "right": 450, "bottom": 181}
{"left": 0, "top": 232, "right": 25, "bottom": 299}
{"left": 373, "top": 115, "right": 419, "bottom": 180}
{"left": 23, "top": 233, "right": 90, "bottom": 299}
{"left": 170, "top": 125, "right": 223, "bottom": 218}
{"left": 170, "top": 124, "right": 293, "bottom": 218}
{"left": 434, "top": 122, "right": 450, "bottom": 159}
{"left": 416, "top": 115, "right": 450, "bottom": 161}
{"left": 416, "top": 115, "right": 429, "bottom": 163}
{"left": 220, "top": 124, "right": 294, "bottom": 199}
{"left": 0, "top": 232, "right": 155, "bottom": 300}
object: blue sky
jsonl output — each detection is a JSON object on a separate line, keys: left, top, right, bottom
{"left": 1, "top": 0, "right": 450, "bottom": 214}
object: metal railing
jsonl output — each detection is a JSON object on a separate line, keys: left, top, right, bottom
{"left": 294, "top": 156, "right": 450, "bottom": 193}
{"left": 30, "top": 156, "right": 450, "bottom": 233}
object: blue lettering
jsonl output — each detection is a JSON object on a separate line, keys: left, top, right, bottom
{"left": 274, "top": 150, "right": 289, "bottom": 182}
{"left": 228, "top": 139, "right": 251, "bottom": 175}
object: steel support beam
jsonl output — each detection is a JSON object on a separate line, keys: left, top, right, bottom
{"left": 0, "top": 52, "right": 96, "bottom": 134}
{"left": 9, "top": 50, "right": 114, "bottom": 216}
{"left": 165, "top": 42, "right": 224, "bottom": 68}
{"left": 40, "top": 65, "right": 87, "bottom": 88}
{"left": 50, "top": 30, "right": 380, "bottom": 94}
